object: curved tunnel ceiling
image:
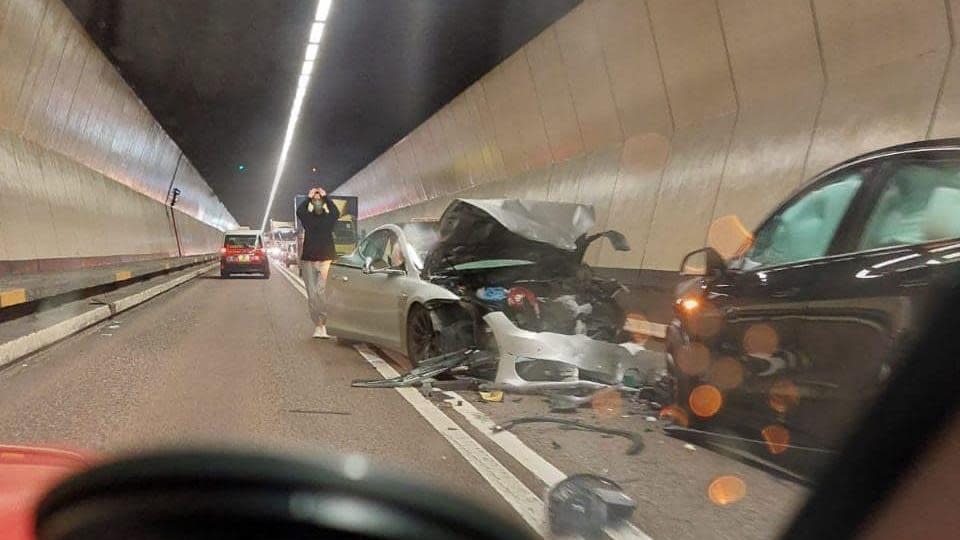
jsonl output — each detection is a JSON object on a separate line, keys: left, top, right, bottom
{"left": 63, "top": 0, "right": 581, "bottom": 225}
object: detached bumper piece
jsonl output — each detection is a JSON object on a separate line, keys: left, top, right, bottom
{"left": 481, "top": 311, "right": 665, "bottom": 394}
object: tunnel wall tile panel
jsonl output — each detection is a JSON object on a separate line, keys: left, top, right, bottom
{"left": 334, "top": 0, "right": 960, "bottom": 272}
{"left": 554, "top": 2, "right": 623, "bottom": 152}
{"left": 930, "top": 0, "right": 960, "bottom": 137}
{"left": 0, "top": 0, "right": 233, "bottom": 265}
{"left": 710, "top": 0, "right": 823, "bottom": 233}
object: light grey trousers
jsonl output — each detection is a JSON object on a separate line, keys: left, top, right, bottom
{"left": 302, "top": 260, "right": 331, "bottom": 325}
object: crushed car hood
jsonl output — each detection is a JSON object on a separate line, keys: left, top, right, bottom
{"left": 422, "top": 199, "right": 596, "bottom": 275}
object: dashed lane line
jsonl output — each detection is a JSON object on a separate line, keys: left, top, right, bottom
{"left": 274, "top": 261, "right": 653, "bottom": 539}
{"left": 272, "top": 261, "right": 547, "bottom": 535}
{"left": 275, "top": 260, "right": 654, "bottom": 539}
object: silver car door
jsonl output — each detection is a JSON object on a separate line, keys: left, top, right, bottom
{"left": 347, "top": 230, "right": 409, "bottom": 350}
{"left": 326, "top": 232, "right": 385, "bottom": 342}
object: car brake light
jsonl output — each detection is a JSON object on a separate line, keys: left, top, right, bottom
{"left": 220, "top": 247, "right": 227, "bottom": 255}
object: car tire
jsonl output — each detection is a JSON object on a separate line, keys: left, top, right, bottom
{"left": 262, "top": 269, "right": 271, "bottom": 279}
{"left": 222, "top": 272, "right": 231, "bottom": 279}
{"left": 406, "top": 304, "right": 440, "bottom": 368}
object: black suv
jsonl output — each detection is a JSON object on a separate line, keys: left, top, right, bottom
{"left": 667, "top": 139, "right": 960, "bottom": 474}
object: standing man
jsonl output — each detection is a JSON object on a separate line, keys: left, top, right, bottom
{"left": 296, "top": 187, "right": 340, "bottom": 338}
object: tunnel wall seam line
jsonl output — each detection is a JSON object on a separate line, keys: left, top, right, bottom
{"left": 927, "top": 0, "right": 956, "bottom": 138}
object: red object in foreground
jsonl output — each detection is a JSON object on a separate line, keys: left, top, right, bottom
{"left": 0, "top": 445, "right": 92, "bottom": 540}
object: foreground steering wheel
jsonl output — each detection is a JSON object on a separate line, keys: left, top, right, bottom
{"left": 34, "top": 448, "right": 535, "bottom": 540}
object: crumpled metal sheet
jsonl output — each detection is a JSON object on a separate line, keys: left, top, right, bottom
{"left": 453, "top": 199, "right": 595, "bottom": 250}
{"left": 422, "top": 198, "right": 598, "bottom": 274}
{"left": 484, "top": 311, "right": 643, "bottom": 390}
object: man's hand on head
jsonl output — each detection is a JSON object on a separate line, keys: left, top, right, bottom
{"left": 308, "top": 187, "right": 327, "bottom": 200}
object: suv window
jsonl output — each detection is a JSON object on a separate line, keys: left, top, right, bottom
{"left": 743, "top": 171, "right": 865, "bottom": 269}
{"left": 859, "top": 160, "right": 960, "bottom": 250}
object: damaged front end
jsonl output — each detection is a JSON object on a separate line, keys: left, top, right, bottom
{"left": 482, "top": 311, "right": 664, "bottom": 393}
{"left": 412, "top": 198, "right": 664, "bottom": 393}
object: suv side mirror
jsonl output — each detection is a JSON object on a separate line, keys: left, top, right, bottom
{"left": 680, "top": 247, "right": 726, "bottom": 277}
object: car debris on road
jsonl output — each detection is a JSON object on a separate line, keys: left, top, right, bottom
{"left": 547, "top": 474, "right": 638, "bottom": 537}
{"left": 492, "top": 416, "right": 644, "bottom": 455}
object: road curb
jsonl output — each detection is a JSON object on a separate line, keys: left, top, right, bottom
{"left": 0, "top": 263, "right": 217, "bottom": 369}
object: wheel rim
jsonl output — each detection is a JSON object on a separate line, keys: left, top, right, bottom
{"left": 408, "top": 308, "right": 438, "bottom": 365}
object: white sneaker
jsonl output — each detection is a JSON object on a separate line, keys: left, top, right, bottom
{"left": 312, "top": 325, "right": 331, "bottom": 339}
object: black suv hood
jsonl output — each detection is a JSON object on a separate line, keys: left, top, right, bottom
{"left": 422, "top": 199, "right": 597, "bottom": 276}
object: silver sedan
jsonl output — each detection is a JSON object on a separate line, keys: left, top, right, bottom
{"left": 326, "top": 221, "right": 458, "bottom": 363}
{"left": 326, "top": 199, "right": 663, "bottom": 390}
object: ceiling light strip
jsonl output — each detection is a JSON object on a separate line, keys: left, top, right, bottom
{"left": 259, "top": 0, "right": 333, "bottom": 232}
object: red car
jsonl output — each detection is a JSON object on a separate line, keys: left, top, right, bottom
{"left": 220, "top": 229, "right": 270, "bottom": 278}
{"left": 0, "top": 445, "right": 91, "bottom": 540}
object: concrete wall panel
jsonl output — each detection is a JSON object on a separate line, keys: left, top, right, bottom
{"left": 546, "top": 154, "right": 586, "bottom": 203}
{"left": 805, "top": 0, "right": 950, "bottom": 175}
{"left": 1, "top": 0, "right": 234, "bottom": 268}
{"left": 526, "top": 28, "right": 584, "bottom": 162}
{"left": 482, "top": 53, "right": 551, "bottom": 177}
{"left": 555, "top": 2, "right": 623, "bottom": 151}
{"left": 642, "top": 115, "right": 736, "bottom": 270}
{"left": 598, "top": 133, "right": 671, "bottom": 269}
{"left": 807, "top": 55, "right": 945, "bottom": 175}
{"left": 472, "top": 83, "right": 508, "bottom": 184}
{"left": 0, "top": 0, "right": 235, "bottom": 247}
{"left": 646, "top": 0, "right": 737, "bottom": 128}
{"left": 593, "top": 0, "right": 672, "bottom": 139}
{"left": 575, "top": 145, "right": 623, "bottom": 265}
{"left": 711, "top": 0, "right": 822, "bottom": 231}
{"left": 930, "top": 0, "right": 960, "bottom": 137}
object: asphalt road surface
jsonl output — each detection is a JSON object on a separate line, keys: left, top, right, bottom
{"left": 0, "top": 265, "right": 809, "bottom": 540}
{"left": 0, "top": 267, "right": 521, "bottom": 520}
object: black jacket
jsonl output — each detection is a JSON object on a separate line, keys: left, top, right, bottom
{"left": 296, "top": 197, "right": 341, "bottom": 261}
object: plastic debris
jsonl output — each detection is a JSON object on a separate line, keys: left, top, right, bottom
{"left": 476, "top": 287, "right": 508, "bottom": 302}
{"left": 479, "top": 390, "right": 504, "bottom": 403}
{"left": 547, "top": 474, "right": 637, "bottom": 537}
{"left": 684, "top": 443, "right": 697, "bottom": 452}
{"left": 493, "top": 416, "right": 643, "bottom": 455}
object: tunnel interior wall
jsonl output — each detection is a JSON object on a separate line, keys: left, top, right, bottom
{"left": 0, "top": 0, "right": 236, "bottom": 266}
{"left": 335, "top": 0, "right": 960, "bottom": 280}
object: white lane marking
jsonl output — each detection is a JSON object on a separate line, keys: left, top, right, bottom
{"left": 273, "top": 261, "right": 547, "bottom": 535}
{"left": 277, "top": 261, "right": 652, "bottom": 539}
{"left": 354, "top": 346, "right": 547, "bottom": 535}
{"left": 273, "top": 261, "right": 308, "bottom": 296}
{"left": 441, "top": 394, "right": 652, "bottom": 540}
